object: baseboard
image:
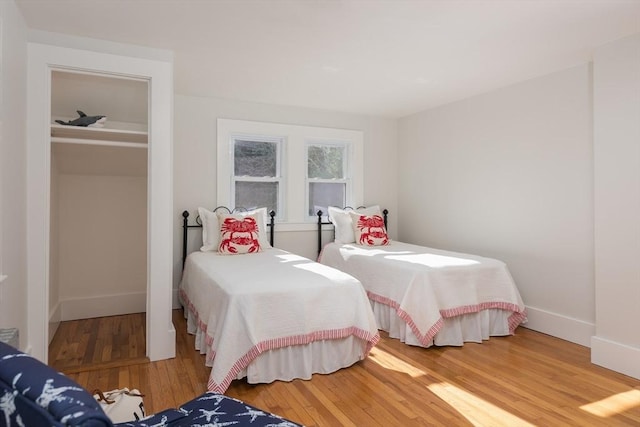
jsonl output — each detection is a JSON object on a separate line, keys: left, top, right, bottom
{"left": 48, "top": 302, "right": 61, "bottom": 343}
{"left": 591, "top": 336, "right": 640, "bottom": 380}
{"left": 520, "top": 305, "right": 595, "bottom": 347}
{"left": 60, "top": 292, "right": 146, "bottom": 321}
{"left": 172, "top": 287, "right": 181, "bottom": 309}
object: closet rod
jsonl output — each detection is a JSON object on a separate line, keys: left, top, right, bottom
{"left": 51, "top": 137, "right": 148, "bottom": 149}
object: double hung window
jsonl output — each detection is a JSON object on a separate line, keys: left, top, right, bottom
{"left": 232, "top": 136, "right": 282, "bottom": 216}
{"left": 218, "top": 119, "right": 363, "bottom": 228}
{"left": 306, "top": 142, "right": 349, "bottom": 220}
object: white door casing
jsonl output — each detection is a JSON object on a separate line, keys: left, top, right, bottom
{"left": 26, "top": 43, "right": 175, "bottom": 362}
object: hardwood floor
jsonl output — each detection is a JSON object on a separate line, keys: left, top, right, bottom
{"left": 50, "top": 313, "right": 147, "bottom": 373}
{"left": 49, "top": 310, "right": 640, "bottom": 426}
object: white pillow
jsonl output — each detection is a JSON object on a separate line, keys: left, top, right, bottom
{"left": 245, "top": 207, "right": 272, "bottom": 249}
{"left": 198, "top": 207, "right": 220, "bottom": 252}
{"left": 198, "top": 206, "right": 272, "bottom": 252}
{"left": 327, "top": 205, "right": 382, "bottom": 243}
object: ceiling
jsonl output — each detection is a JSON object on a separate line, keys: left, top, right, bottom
{"left": 15, "top": 0, "right": 640, "bottom": 118}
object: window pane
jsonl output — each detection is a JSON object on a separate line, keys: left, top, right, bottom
{"left": 309, "top": 182, "right": 345, "bottom": 216}
{"left": 308, "top": 145, "right": 344, "bottom": 179}
{"left": 234, "top": 140, "right": 277, "bottom": 177}
{"left": 235, "top": 181, "right": 278, "bottom": 214}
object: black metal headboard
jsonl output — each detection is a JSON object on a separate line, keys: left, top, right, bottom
{"left": 182, "top": 207, "right": 276, "bottom": 267}
{"left": 316, "top": 207, "right": 388, "bottom": 256}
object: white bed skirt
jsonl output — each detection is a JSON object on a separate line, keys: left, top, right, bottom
{"left": 371, "top": 300, "right": 513, "bottom": 347}
{"left": 184, "top": 307, "right": 368, "bottom": 385}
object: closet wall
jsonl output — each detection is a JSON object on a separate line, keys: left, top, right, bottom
{"left": 49, "top": 70, "right": 149, "bottom": 335}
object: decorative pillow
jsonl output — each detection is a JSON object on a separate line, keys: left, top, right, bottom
{"left": 198, "top": 207, "right": 220, "bottom": 252}
{"left": 328, "top": 205, "right": 381, "bottom": 243}
{"left": 199, "top": 207, "right": 271, "bottom": 252}
{"left": 217, "top": 212, "right": 264, "bottom": 254}
{"left": 246, "top": 207, "right": 272, "bottom": 249}
{"left": 349, "top": 211, "right": 389, "bottom": 246}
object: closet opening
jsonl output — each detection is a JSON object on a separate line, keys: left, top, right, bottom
{"left": 48, "top": 69, "right": 149, "bottom": 370}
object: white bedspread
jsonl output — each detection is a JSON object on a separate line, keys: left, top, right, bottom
{"left": 179, "top": 249, "right": 379, "bottom": 393}
{"left": 319, "top": 241, "right": 527, "bottom": 346}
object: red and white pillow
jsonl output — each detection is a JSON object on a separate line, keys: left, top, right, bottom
{"left": 198, "top": 207, "right": 271, "bottom": 253}
{"left": 349, "top": 211, "right": 389, "bottom": 246}
{"left": 217, "top": 212, "right": 263, "bottom": 254}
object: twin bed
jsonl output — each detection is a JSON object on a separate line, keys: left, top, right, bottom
{"left": 179, "top": 205, "right": 526, "bottom": 395}
{"left": 179, "top": 207, "right": 379, "bottom": 394}
{"left": 318, "top": 206, "right": 527, "bottom": 348}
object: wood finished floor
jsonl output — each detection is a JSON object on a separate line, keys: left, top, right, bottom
{"left": 49, "top": 310, "right": 640, "bottom": 426}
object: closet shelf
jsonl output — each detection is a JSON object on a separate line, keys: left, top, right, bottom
{"left": 51, "top": 137, "right": 148, "bottom": 149}
{"left": 50, "top": 122, "right": 148, "bottom": 144}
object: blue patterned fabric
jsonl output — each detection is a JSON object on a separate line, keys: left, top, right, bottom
{"left": 0, "top": 342, "right": 304, "bottom": 427}
{"left": 177, "top": 392, "right": 302, "bottom": 426}
{"left": 0, "top": 341, "right": 111, "bottom": 427}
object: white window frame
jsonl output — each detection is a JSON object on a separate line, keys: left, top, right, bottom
{"left": 305, "top": 140, "right": 351, "bottom": 221}
{"left": 230, "top": 134, "right": 284, "bottom": 218}
{"left": 217, "top": 119, "right": 363, "bottom": 231}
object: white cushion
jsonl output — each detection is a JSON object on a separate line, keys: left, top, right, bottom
{"left": 245, "top": 207, "right": 272, "bottom": 249}
{"left": 198, "top": 207, "right": 220, "bottom": 252}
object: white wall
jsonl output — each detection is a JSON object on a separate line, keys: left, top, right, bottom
{"left": 592, "top": 34, "right": 640, "bottom": 380}
{"left": 173, "top": 95, "right": 398, "bottom": 296}
{"left": 55, "top": 174, "right": 147, "bottom": 320}
{"left": 0, "top": 0, "right": 28, "bottom": 349}
{"left": 398, "top": 64, "right": 595, "bottom": 346}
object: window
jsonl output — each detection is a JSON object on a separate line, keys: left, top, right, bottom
{"left": 307, "top": 142, "right": 349, "bottom": 219}
{"left": 218, "top": 119, "right": 363, "bottom": 230}
{"left": 232, "top": 136, "right": 282, "bottom": 216}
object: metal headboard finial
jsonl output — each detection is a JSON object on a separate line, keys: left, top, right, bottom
{"left": 317, "top": 210, "right": 326, "bottom": 257}
{"left": 268, "top": 210, "right": 275, "bottom": 247}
